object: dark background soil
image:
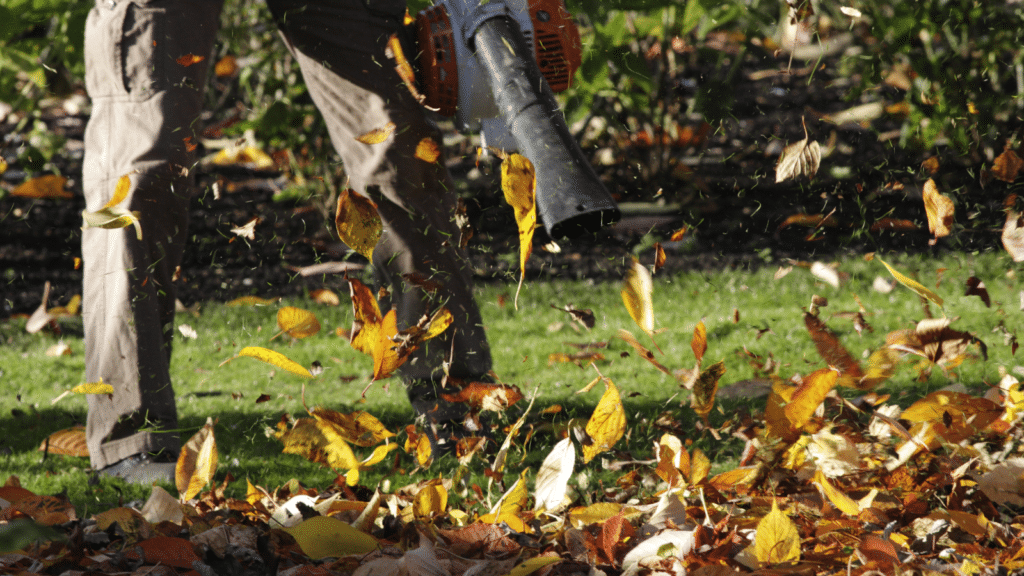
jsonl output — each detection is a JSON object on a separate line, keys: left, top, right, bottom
{"left": 1, "top": 41, "right": 1014, "bottom": 319}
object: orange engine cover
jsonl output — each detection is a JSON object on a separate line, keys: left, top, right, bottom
{"left": 416, "top": 6, "right": 460, "bottom": 117}
{"left": 527, "top": 0, "right": 582, "bottom": 92}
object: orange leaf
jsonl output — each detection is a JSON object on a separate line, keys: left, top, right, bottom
{"left": 500, "top": 153, "right": 537, "bottom": 308}
{"left": 690, "top": 361, "right": 725, "bottom": 425}
{"left": 653, "top": 242, "right": 666, "bottom": 273}
{"left": 922, "top": 178, "right": 954, "bottom": 239}
{"left": 12, "top": 175, "right": 71, "bottom": 199}
{"left": 335, "top": 188, "right": 382, "bottom": 261}
{"left": 804, "top": 313, "right": 864, "bottom": 385}
{"left": 669, "top": 227, "right": 688, "bottom": 241}
{"left": 992, "top": 148, "right": 1023, "bottom": 182}
{"left": 415, "top": 137, "right": 441, "bottom": 163}
{"left": 176, "top": 54, "right": 205, "bottom": 67}
{"left": 440, "top": 381, "right": 524, "bottom": 412}
{"left": 355, "top": 122, "right": 396, "bottom": 144}
{"left": 176, "top": 417, "right": 217, "bottom": 499}
{"left": 870, "top": 218, "right": 920, "bottom": 233}
{"left": 277, "top": 306, "right": 321, "bottom": 339}
{"left": 348, "top": 278, "right": 383, "bottom": 355}
{"left": 214, "top": 54, "right": 237, "bottom": 77}
{"left": 38, "top": 426, "right": 88, "bottom": 457}
{"left": 309, "top": 288, "right": 341, "bottom": 306}
{"left": 617, "top": 329, "right": 671, "bottom": 377}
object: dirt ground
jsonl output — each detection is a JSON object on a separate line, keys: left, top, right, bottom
{"left": 0, "top": 35, "right": 1013, "bottom": 319}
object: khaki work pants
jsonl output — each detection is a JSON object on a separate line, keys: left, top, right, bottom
{"left": 83, "top": 0, "right": 492, "bottom": 469}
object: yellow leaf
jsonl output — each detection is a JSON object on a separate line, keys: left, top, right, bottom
{"left": 583, "top": 380, "right": 626, "bottom": 463}
{"left": 422, "top": 307, "right": 453, "bottom": 341}
{"left": 276, "top": 306, "right": 321, "bottom": 339}
{"left": 11, "top": 175, "right": 71, "bottom": 199}
{"left": 415, "top": 137, "right": 441, "bottom": 163}
{"left": 508, "top": 557, "right": 563, "bottom": 576}
{"left": 877, "top": 257, "right": 944, "bottom": 307}
{"left": 225, "top": 296, "right": 279, "bottom": 307}
{"left": 754, "top": 500, "right": 801, "bottom": 566}
{"left": 691, "top": 321, "right": 707, "bottom": 365}
{"left": 211, "top": 145, "right": 274, "bottom": 169}
{"left": 284, "top": 515, "right": 379, "bottom": 559}
{"left": 246, "top": 479, "right": 262, "bottom": 506}
{"left": 372, "top": 310, "right": 402, "bottom": 380}
{"left": 176, "top": 417, "right": 217, "bottom": 499}
{"left": 335, "top": 188, "right": 382, "bottom": 261}
{"left": 413, "top": 480, "right": 447, "bottom": 519}
{"left": 492, "top": 469, "right": 529, "bottom": 516}
{"left": 622, "top": 257, "right": 654, "bottom": 336}
{"left": 309, "top": 408, "right": 395, "bottom": 447}
{"left": 235, "top": 346, "right": 313, "bottom": 378}
{"left": 309, "top": 289, "right": 340, "bottom": 306}
{"left": 214, "top": 54, "right": 237, "bottom": 77}
{"left": 568, "top": 502, "right": 624, "bottom": 526}
{"left": 812, "top": 469, "right": 860, "bottom": 517}
{"left": 356, "top": 122, "right": 396, "bottom": 144}
{"left": 104, "top": 174, "right": 131, "bottom": 209}
{"left": 765, "top": 378, "right": 799, "bottom": 441}
{"left": 359, "top": 443, "right": 399, "bottom": 468}
{"left": 500, "top": 153, "right": 537, "bottom": 308}
{"left": 669, "top": 227, "right": 688, "bottom": 241}
{"left": 348, "top": 278, "right": 383, "bottom": 354}
{"left": 785, "top": 368, "right": 838, "bottom": 432}
{"left": 81, "top": 205, "right": 142, "bottom": 240}
{"left": 71, "top": 380, "right": 114, "bottom": 395}
{"left": 922, "top": 178, "right": 954, "bottom": 239}
{"left": 415, "top": 433, "right": 432, "bottom": 467}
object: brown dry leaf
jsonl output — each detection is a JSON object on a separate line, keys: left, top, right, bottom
{"left": 309, "top": 408, "right": 394, "bottom": 447}
{"left": 176, "top": 53, "right": 205, "bottom": 67}
{"left": 309, "top": 289, "right": 340, "bottom": 306}
{"left": 870, "top": 218, "right": 920, "bottom": 233}
{"left": 754, "top": 500, "right": 801, "bottom": 566}
{"left": 691, "top": 320, "right": 708, "bottom": 366}
{"left": 622, "top": 257, "right": 654, "bottom": 336}
{"left": 877, "top": 256, "right": 944, "bottom": 307}
{"left": 965, "top": 276, "right": 991, "bottom": 307}
{"left": 902, "top": 391, "right": 1002, "bottom": 446}
{"left": 335, "top": 188, "right": 382, "bottom": 261}
{"left": 230, "top": 216, "right": 260, "bottom": 240}
{"left": 176, "top": 417, "right": 217, "bottom": 500}
{"left": 921, "top": 156, "right": 940, "bottom": 175}
{"left": 617, "top": 329, "right": 672, "bottom": 377}
{"left": 888, "top": 317, "right": 985, "bottom": 368}
{"left": 777, "top": 213, "right": 838, "bottom": 231}
{"left": 1002, "top": 205, "right": 1024, "bottom": 262}
{"left": 355, "top": 121, "right": 396, "bottom": 144}
{"left": 804, "top": 313, "right": 863, "bottom": 385}
{"left": 501, "top": 153, "right": 537, "bottom": 308}
{"left": 551, "top": 304, "right": 595, "bottom": 330}
{"left": 582, "top": 380, "right": 626, "bottom": 463}
{"left": 39, "top": 426, "right": 88, "bottom": 457}
{"left": 653, "top": 242, "right": 666, "bottom": 273}
{"left": 992, "top": 148, "right": 1024, "bottom": 182}
{"left": 691, "top": 361, "right": 725, "bottom": 426}
{"left": 775, "top": 137, "right": 821, "bottom": 183}
{"left": 922, "top": 178, "right": 954, "bottom": 240}
{"left": 276, "top": 306, "right": 321, "bottom": 339}
{"left": 11, "top": 175, "right": 72, "bottom": 199}
{"left": 414, "top": 137, "right": 441, "bottom": 163}
{"left": 440, "top": 381, "right": 524, "bottom": 413}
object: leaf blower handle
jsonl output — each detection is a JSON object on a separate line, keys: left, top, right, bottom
{"left": 469, "top": 14, "right": 620, "bottom": 238}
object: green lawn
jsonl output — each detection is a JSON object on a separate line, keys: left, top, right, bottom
{"left": 1, "top": 250, "right": 1020, "bottom": 515}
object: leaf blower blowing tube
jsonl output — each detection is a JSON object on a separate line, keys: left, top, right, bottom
{"left": 471, "top": 16, "right": 620, "bottom": 238}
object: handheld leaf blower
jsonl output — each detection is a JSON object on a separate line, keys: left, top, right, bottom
{"left": 388, "top": 0, "right": 620, "bottom": 238}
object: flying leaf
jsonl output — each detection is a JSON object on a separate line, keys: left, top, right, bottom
{"left": 440, "top": 380, "right": 524, "bottom": 412}
{"left": 371, "top": 310, "right": 402, "bottom": 380}
{"left": 622, "top": 257, "right": 654, "bottom": 336}
{"left": 176, "top": 53, "right": 205, "bottom": 67}
{"left": 775, "top": 138, "right": 821, "bottom": 183}
{"left": 176, "top": 417, "right": 217, "bottom": 499}
{"left": 355, "top": 122, "right": 396, "bottom": 145}
{"left": 234, "top": 346, "right": 313, "bottom": 378}
{"left": 965, "top": 276, "right": 990, "bottom": 307}
{"left": 877, "top": 256, "right": 944, "bottom": 307}
{"left": 691, "top": 321, "right": 707, "bottom": 365}
{"left": 12, "top": 175, "right": 72, "bottom": 199}
{"left": 582, "top": 380, "right": 626, "bottom": 463}
{"left": 992, "top": 148, "right": 1023, "bottom": 182}
{"left": 415, "top": 137, "right": 441, "bottom": 163}
{"left": 211, "top": 144, "right": 274, "bottom": 169}
{"left": 214, "top": 54, "right": 237, "bottom": 77}
{"left": 812, "top": 469, "right": 860, "bottom": 517}
{"left": 617, "top": 329, "right": 671, "bottom": 377}
{"left": 70, "top": 380, "right": 114, "bottom": 395}
{"left": 309, "top": 289, "right": 340, "bottom": 306}
{"left": 922, "top": 178, "right": 954, "bottom": 240}
{"left": 274, "top": 417, "right": 358, "bottom": 471}
{"left": 887, "top": 317, "right": 985, "bottom": 368}
{"left": 1002, "top": 205, "right": 1024, "bottom": 262}
{"left": 669, "top": 227, "right": 688, "bottom": 241}
{"left": 284, "top": 516, "right": 379, "bottom": 559}
{"left": 225, "top": 295, "right": 279, "bottom": 306}
{"left": 653, "top": 242, "right": 666, "bottom": 273}
{"left": 230, "top": 217, "right": 260, "bottom": 240}
{"left": 276, "top": 306, "right": 321, "bottom": 339}
{"left": 308, "top": 408, "right": 394, "bottom": 447}
{"left": 804, "top": 313, "right": 864, "bottom": 384}
{"left": 348, "top": 278, "right": 383, "bottom": 354}
{"left": 413, "top": 480, "right": 447, "bottom": 520}
{"left": 755, "top": 500, "right": 801, "bottom": 566}
{"left": 501, "top": 153, "right": 537, "bottom": 308}
{"left": 551, "top": 304, "right": 595, "bottom": 330}
{"left": 691, "top": 361, "right": 725, "bottom": 425}
{"left": 785, "top": 368, "right": 838, "bottom": 433}
{"left": 335, "top": 188, "right": 382, "bottom": 261}
{"left": 534, "top": 437, "right": 575, "bottom": 512}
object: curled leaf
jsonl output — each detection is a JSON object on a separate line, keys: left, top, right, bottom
{"left": 176, "top": 417, "right": 217, "bottom": 499}
{"left": 775, "top": 138, "right": 821, "bottom": 183}
{"left": 356, "top": 122, "right": 396, "bottom": 145}
{"left": 234, "top": 346, "right": 313, "bottom": 378}
{"left": 335, "top": 188, "right": 382, "bottom": 261}
{"left": 922, "top": 178, "right": 954, "bottom": 240}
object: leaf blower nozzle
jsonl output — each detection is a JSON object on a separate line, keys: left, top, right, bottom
{"left": 390, "top": 0, "right": 620, "bottom": 238}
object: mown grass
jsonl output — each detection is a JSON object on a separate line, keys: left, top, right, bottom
{"left": 1, "top": 249, "right": 1021, "bottom": 515}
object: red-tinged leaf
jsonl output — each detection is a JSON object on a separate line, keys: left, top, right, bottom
{"left": 255, "top": 394, "right": 271, "bottom": 403}
{"left": 691, "top": 320, "right": 707, "bottom": 365}
{"left": 176, "top": 53, "right": 206, "bottom": 67}
{"left": 691, "top": 361, "right": 725, "bottom": 425}
{"left": 440, "top": 380, "right": 524, "bottom": 412}
{"left": 778, "top": 213, "right": 838, "bottom": 231}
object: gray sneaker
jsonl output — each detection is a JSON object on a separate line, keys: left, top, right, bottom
{"left": 98, "top": 453, "right": 177, "bottom": 484}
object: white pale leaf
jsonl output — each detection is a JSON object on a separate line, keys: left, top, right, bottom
{"left": 775, "top": 138, "right": 821, "bottom": 183}
{"left": 533, "top": 437, "right": 575, "bottom": 512}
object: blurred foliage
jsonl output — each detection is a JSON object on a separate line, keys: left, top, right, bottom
{"left": 839, "top": 0, "right": 1024, "bottom": 153}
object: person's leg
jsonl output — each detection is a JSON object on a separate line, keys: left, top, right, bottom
{"left": 265, "top": 0, "right": 494, "bottom": 450}
{"left": 82, "top": 0, "right": 222, "bottom": 473}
